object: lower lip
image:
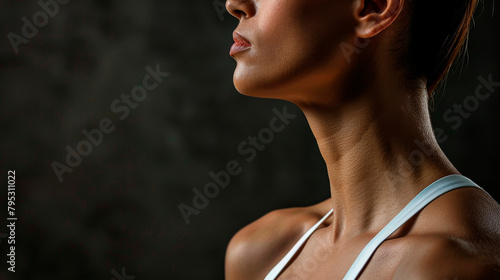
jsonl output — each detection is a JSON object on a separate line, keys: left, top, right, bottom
{"left": 230, "top": 42, "right": 251, "bottom": 56}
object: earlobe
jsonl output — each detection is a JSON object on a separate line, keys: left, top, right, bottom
{"left": 354, "top": 0, "right": 404, "bottom": 38}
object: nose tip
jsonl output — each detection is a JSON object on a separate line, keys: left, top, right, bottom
{"left": 225, "top": 0, "right": 255, "bottom": 20}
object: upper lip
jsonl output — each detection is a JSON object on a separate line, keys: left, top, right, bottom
{"left": 233, "top": 31, "right": 251, "bottom": 45}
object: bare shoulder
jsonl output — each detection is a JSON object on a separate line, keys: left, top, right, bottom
{"left": 394, "top": 187, "right": 500, "bottom": 280}
{"left": 394, "top": 235, "right": 500, "bottom": 280}
{"left": 224, "top": 199, "right": 332, "bottom": 280}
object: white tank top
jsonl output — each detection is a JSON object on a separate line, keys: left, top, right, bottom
{"left": 264, "top": 174, "right": 491, "bottom": 280}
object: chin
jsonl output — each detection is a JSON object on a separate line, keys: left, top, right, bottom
{"left": 233, "top": 70, "right": 267, "bottom": 98}
{"left": 232, "top": 68, "right": 294, "bottom": 100}
{"left": 233, "top": 77, "right": 280, "bottom": 100}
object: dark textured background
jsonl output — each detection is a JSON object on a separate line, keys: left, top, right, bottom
{"left": 0, "top": 0, "right": 498, "bottom": 279}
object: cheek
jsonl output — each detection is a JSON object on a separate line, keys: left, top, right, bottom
{"left": 233, "top": 1, "right": 353, "bottom": 96}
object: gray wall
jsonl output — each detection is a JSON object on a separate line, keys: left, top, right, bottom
{"left": 0, "top": 1, "right": 498, "bottom": 279}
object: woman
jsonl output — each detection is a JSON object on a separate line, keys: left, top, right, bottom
{"left": 224, "top": 0, "right": 500, "bottom": 279}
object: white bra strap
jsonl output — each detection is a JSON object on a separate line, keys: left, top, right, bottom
{"left": 264, "top": 208, "right": 334, "bottom": 280}
{"left": 342, "top": 174, "right": 489, "bottom": 279}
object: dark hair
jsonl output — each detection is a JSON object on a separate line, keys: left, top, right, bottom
{"left": 399, "top": 0, "right": 479, "bottom": 96}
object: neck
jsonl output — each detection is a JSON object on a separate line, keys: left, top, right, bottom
{"left": 294, "top": 78, "right": 458, "bottom": 242}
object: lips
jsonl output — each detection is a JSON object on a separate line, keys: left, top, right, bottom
{"left": 230, "top": 31, "right": 252, "bottom": 56}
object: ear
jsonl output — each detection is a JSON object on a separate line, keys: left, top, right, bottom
{"left": 353, "top": 0, "right": 404, "bottom": 38}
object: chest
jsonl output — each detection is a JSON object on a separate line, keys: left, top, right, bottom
{"left": 275, "top": 235, "right": 409, "bottom": 279}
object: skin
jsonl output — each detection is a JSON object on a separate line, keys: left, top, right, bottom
{"left": 224, "top": 0, "right": 500, "bottom": 279}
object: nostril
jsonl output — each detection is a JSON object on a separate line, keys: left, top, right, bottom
{"left": 227, "top": 8, "right": 247, "bottom": 20}
{"left": 226, "top": 0, "right": 254, "bottom": 20}
{"left": 233, "top": 9, "right": 247, "bottom": 19}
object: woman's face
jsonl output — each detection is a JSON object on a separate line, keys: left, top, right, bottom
{"left": 226, "top": 0, "right": 356, "bottom": 102}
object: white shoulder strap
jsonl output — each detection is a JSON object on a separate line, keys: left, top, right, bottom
{"left": 342, "top": 174, "right": 489, "bottom": 279}
{"left": 264, "top": 208, "right": 334, "bottom": 280}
